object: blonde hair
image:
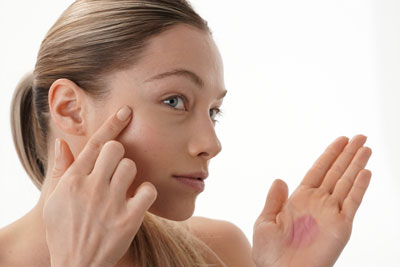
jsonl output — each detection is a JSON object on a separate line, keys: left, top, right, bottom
{"left": 10, "top": 0, "right": 223, "bottom": 266}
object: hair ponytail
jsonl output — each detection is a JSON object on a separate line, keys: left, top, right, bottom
{"left": 10, "top": 72, "right": 46, "bottom": 189}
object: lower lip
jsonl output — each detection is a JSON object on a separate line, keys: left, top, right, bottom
{"left": 173, "top": 176, "right": 205, "bottom": 192}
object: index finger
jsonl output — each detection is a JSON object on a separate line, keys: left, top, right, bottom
{"left": 73, "top": 106, "right": 132, "bottom": 174}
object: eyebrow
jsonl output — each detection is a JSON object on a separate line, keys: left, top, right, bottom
{"left": 145, "top": 68, "right": 228, "bottom": 99}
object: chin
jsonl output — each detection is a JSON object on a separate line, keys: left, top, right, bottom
{"left": 148, "top": 202, "right": 196, "bottom": 221}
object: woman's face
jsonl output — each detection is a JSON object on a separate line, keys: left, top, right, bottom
{"left": 92, "top": 24, "right": 226, "bottom": 221}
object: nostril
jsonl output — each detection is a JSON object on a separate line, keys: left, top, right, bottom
{"left": 199, "top": 151, "right": 210, "bottom": 157}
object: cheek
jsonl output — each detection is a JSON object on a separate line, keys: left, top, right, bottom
{"left": 116, "top": 114, "right": 188, "bottom": 200}
{"left": 119, "top": 116, "right": 167, "bottom": 159}
{"left": 116, "top": 114, "right": 185, "bottom": 172}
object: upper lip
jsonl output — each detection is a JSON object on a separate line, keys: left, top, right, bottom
{"left": 173, "top": 172, "right": 209, "bottom": 180}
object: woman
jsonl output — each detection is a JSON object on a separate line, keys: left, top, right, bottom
{"left": 0, "top": 0, "right": 372, "bottom": 266}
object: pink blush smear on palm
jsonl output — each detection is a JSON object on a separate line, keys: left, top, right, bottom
{"left": 285, "top": 215, "right": 319, "bottom": 248}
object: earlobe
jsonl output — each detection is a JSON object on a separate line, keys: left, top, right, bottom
{"left": 48, "top": 78, "right": 87, "bottom": 136}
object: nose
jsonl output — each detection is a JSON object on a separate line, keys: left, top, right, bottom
{"left": 187, "top": 118, "right": 222, "bottom": 160}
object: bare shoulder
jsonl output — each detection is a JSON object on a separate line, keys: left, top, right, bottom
{"left": 0, "top": 227, "right": 14, "bottom": 267}
{"left": 186, "top": 216, "right": 256, "bottom": 267}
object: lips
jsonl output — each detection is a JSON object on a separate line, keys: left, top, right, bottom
{"left": 172, "top": 172, "right": 208, "bottom": 180}
{"left": 172, "top": 173, "right": 207, "bottom": 192}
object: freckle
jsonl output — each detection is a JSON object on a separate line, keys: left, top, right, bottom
{"left": 285, "top": 215, "right": 319, "bottom": 248}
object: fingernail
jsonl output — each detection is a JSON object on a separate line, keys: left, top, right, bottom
{"left": 55, "top": 138, "right": 61, "bottom": 160}
{"left": 117, "top": 106, "right": 132, "bottom": 121}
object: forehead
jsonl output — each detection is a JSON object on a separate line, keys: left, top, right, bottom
{"left": 134, "top": 24, "right": 224, "bottom": 88}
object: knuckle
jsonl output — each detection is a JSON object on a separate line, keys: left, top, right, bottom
{"left": 114, "top": 216, "right": 132, "bottom": 231}
{"left": 87, "top": 137, "right": 103, "bottom": 153}
{"left": 329, "top": 164, "right": 344, "bottom": 175}
{"left": 328, "top": 193, "right": 339, "bottom": 205}
{"left": 338, "top": 177, "right": 352, "bottom": 187}
{"left": 91, "top": 177, "right": 105, "bottom": 192}
{"left": 108, "top": 119, "right": 121, "bottom": 134}
{"left": 66, "top": 176, "right": 82, "bottom": 195}
{"left": 325, "top": 149, "right": 337, "bottom": 159}
{"left": 348, "top": 196, "right": 361, "bottom": 207}
{"left": 352, "top": 160, "right": 365, "bottom": 170}
{"left": 314, "top": 187, "right": 328, "bottom": 198}
{"left": 51, "top": 167, "right": 63, "bottom": 178}
{"left": 343, "top": 149, "right": 356, "bottom": 158}
{"left": 312, "top": 162, "right": 324, "bottom": 171}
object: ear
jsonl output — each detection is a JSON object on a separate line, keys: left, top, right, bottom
{"left": 48, "top": 78, "right": 88, "bottom": 136}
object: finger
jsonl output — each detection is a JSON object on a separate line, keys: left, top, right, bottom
{"left": 257, "top": 179, "right": 288, "bottom": 224}
{"left": 110, "top": 158, "right": 137, "bottom": 203}
{"left": 331, "top": 146, "right": 372, "bottom": 205}
{"left": 47, "top": 138, "right": 75, "bottom": 195}
{"left": 300, "top": 136, "right": 349, "bottom": 188}
{"left": 74, "top": 106, "right": 132, "bottom": 174}
{"left": 126, "top": 182, "right": 157, "bottom": 230}
{"left": 320, "top": 135, "right": 367, "bottom": 193}
{"left": 340, "top": 169, "right": 372, "bottom": 222}
{"left": 91, "top": 140, "right": 125, "bottom": 187}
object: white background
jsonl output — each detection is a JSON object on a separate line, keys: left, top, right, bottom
{"left": 1, "top": 1, "right": 399, "bottom": 266}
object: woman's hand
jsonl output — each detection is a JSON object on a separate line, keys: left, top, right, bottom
{"left": 252, "top": 135, "right": 372, "bottom": 267}
{"left": 42, "top": 106, "right": 158, "bottom": 267}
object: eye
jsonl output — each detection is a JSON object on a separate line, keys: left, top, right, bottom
{"left": 163, "top": 95, "right": 186, "bottom": 110}
{"left": 209, "top": 108, "right": 223, "bottom": 122}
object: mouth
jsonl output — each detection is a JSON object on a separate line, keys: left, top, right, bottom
{"left": 172, "top": 172, "right": 208, "bottom": 181}
{"left": 172, "top": 172, "right": 208, "bottom": 192}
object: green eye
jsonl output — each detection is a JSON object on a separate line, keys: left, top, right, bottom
{"left": 163, "top": 95, "right": 185, "bottom": 110}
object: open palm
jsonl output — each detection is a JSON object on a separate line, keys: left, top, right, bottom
{"left": 252, "top": 135, "right": 372, "bottom": 267}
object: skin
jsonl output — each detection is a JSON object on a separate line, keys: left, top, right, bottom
{"left": 0, "top": 24, "right": 253, "bottom": 267}
{"left": 285, "top": 215, "right": 319, "bottom": 248}
{"left": 93, "top": 23, "right": 226, "bottom": 221}
{"left": 252, "top": 136, "right": 372, "bottom": 267}
{"left": 0, "top": 23, "right": 372, "bottom": 267}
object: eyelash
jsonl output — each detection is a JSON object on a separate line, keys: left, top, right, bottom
{"left": 163, "top": 94, "right": 224, "bottom": 123}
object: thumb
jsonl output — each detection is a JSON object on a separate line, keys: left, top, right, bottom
{"left": 257, "top": 179, "right": 289, "bottom": 224}
{"left": 48, "top": 138, "right": 75, "bottom": 194}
